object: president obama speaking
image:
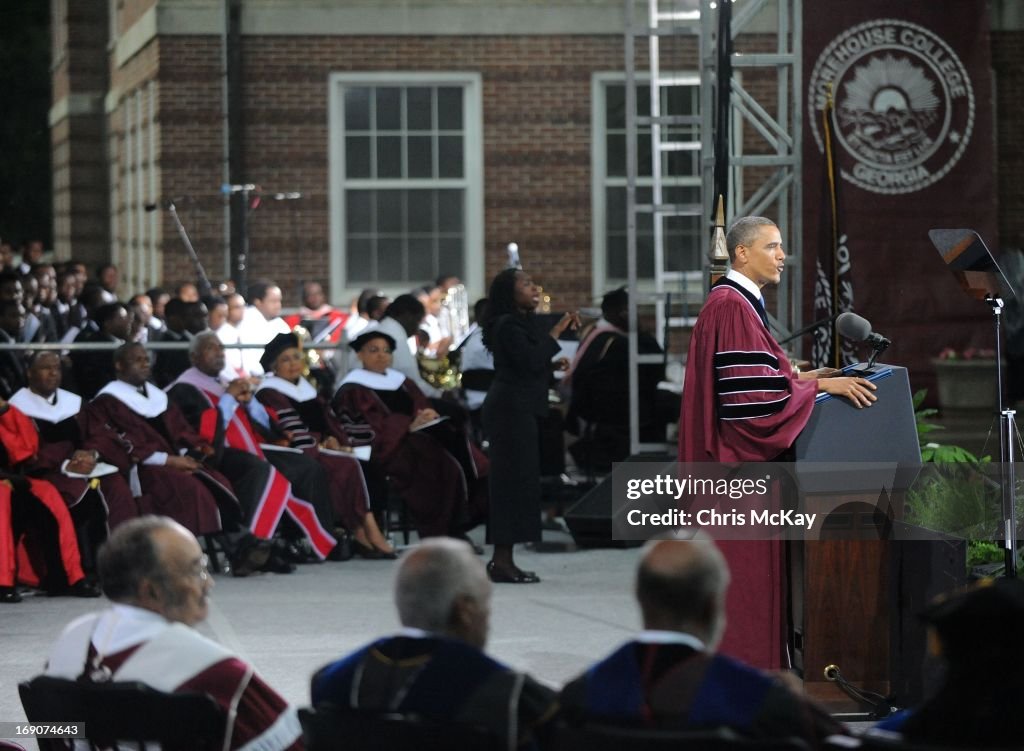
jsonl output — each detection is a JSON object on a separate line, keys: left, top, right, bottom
{"left": 678, "top": 215, "right": 877, "bottom": 669}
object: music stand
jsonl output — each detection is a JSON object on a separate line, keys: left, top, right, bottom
{"left": 928, "top": 229, "right": 1018, "bottom": 577}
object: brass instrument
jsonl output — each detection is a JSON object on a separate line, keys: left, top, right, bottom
{"left": 418, "top": 283, "right": 469, "bottom": 390}
{"left": 291, "top": 324, "right": 321, "bottom": 384}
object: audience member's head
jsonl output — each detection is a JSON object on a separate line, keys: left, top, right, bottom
{"left": 415, "top": 285, "right": 443, "bottom": 317}
{"left": 97, "top": 516, "right": 212, "bottom": 627}
{"left": 20, "top": 273, "right": 39, "bottom": 309}
{"left": 114, "top": 342, "right": 152, "bottom": 386}
{"left": 128, "top": 294, "right": 153, "bottom": 327}
{"left": 57, "top": 270, "right": 78, "bottom": 303}
{"left": 146, "top": 287, "right": 170, "bottom": 320}
{"left": 32, "top": 265, "right": 56, "bottom": 306}
{"left": 225, "top": 293, "right": 246, "bottom": 326}
{"left": 0, "top": 270, "right": 23, "bottom": 303}
{"left": 0, "top": 299, "right": 26, "bottom": 337}
{"left": 21, "top": 239, "right": 45, "bottom": 266}
{"left": 203, "top": 296, "right": 228, "bottom": 331}
{"left": 96, "top": 302, "right": 133, "bottom": 340}
{"left": 96, "top": 263, "right": 119, "bottom": 293}
{"left": 175, "top": 282, "right": 199, "bottom": 303}
{"left": 350, "top": 330, "right": 396, "bottom": 375}
{"left": 248, "top": 281, "right": 283, "bottom": 321}
{"left": 66, "top": 260, "right": 87, "bottom": 294}
{"left": 260, "top": 332, "right": 302, "bottom": 378}
{"left": 79, "top": 283, "right": 110, "bottom": 318}
{"left": 0, "top": 241, "right": 14, "bottom": 269}
{"left": 384, "top": 294, "right": 426, "bottom": 337}
{"left": 394, "top": 538, "right": 492, "bottom": 649}
{"left": 189, "top": 331, "right": 226, "bottom": 378}
{"left": 27, "top": 351, "right": 62, "bottom": 397}
{"left": 302, "top": 281, "right": 327, "bottom": 311}
{"left": 163, "top": 298, "right": 189, "bottom": 334}
{"left": 354, "top": 288, "right": 382, "bottom": 318}
{"left": 636, "top": 538, "right": 730, "bottom": 650}
{"left": 366, "top": 295, "right": 390, "bottom": 321}
{"left": 601, "top": 287, "right": 629, "bottom": 331}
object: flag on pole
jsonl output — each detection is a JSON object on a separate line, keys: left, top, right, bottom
{"left": 811, "top": 83, "right": 855, "bottom": 368}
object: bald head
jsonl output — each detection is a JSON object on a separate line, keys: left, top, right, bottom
{"left": 394, "top": 538, "right": 492, "bottom": 649}
{"left": 636, "top": 538, "right": 730, "bottom": 648}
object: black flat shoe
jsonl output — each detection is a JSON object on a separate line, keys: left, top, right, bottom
{"left": 352, "top": 540, "right": 398, "bottom": 560}
{"left": 260, "top": 552, "right": 296, "bottom": 574}
{"left": 230, "top": 536, "right": 274, "bottom": 577}
{"left": 1, "top": 586, "right": 22, "bottom": 603}
{"left": 487, "top": 561, "right": 540, "bottom": 584}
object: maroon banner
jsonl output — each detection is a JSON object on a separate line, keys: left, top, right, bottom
{"left": 802, "top": 2, "right": 997, "bottom": 401}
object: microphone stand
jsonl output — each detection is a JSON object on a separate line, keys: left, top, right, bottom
{"left": 166, "top": 201, "right": 213, "bottom": 297}
{"left": 988, "top": 294, "right": 1018, "bottom": 578}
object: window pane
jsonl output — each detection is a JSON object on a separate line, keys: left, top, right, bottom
{"left": 605, "top": 84, "right": 625, "bottom": 129}
{"left": 638, "top": 133, "right": 652, "bottom": 178}
{"left": 407, "top": 135, "right": 433, "bottom": 178}
{"left": 606, "top": 134, "right": 625, "bottom": 177}
{"left": 607, "top": 234, "right": 626, "bottom": 278}
{"left": 407, "top": 87, "right": 432, "bottom": 131}
{"left": 666, "top": 85, "right": 695, "bottom": 116}
{"left": 407, "top": 190, "right": 434, "bottom": 232}
{"left": 407, "top": 238, "right": 435, "bottom": 281}
{"left": 605, "top": 187, "right": 626, "bottom": 231}
{"left": 376, "top": 135, "right": 402, "bottom": 178}
{"left": 378, "top": 239, "right": 403, "bottom": 280}
{"left": 438, "top": 237, "right": 462, "bottom": 277}
{"left": 437, "top": 190, "right": 462, "bottom": 232}
{"left": 637, "top": 236, "right": 654, "bottom": 278}
{"left": 376, "top": 87, "right": 401, "bottom": 130}
{"left": 437, "top": 87, "right": 463, "bottom": 130}
{"left": 345, "top": 136, "right": 371, "bottom": 178}
{"left": 345, "top": 88, "right": 370, "bottom": 130}
{"left": 346, "top": 190, "right": 372, "bottom": 233}
{"left": 346, "top": 238, "right": 373, "bottom": 282}
{"left": 438, "top": 135, "right": 463, "bottom": 178}
{"left": 376, "top": 190, "right": 403, "bottom": 233}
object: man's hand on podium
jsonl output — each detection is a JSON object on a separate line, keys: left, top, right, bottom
{"left": 816, "top": 375, "right": 878, "bottom": 408}
{"left": 798, "top": 367, "right": 843, "bottom": 380}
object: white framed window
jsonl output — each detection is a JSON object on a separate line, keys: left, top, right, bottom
{"left": 329, "top": 73, "right": 483, "bottom": 302}
{"left": 591, "top": 73, "right": 702, "bottom": 299}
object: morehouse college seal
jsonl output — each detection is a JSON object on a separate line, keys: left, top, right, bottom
{"left": 809, "top": 19, "right": 974, "bottom": 195}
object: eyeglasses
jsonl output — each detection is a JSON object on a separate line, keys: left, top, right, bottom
{"left": 185, "top": 554, "right": 211, "bottom": 582}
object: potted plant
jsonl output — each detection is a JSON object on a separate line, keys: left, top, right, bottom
{"left": 931, "top": 346, "right": 999, "bottom": 411}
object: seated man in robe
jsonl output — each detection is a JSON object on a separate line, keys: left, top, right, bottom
{"left": 44, "top": 516, "right": 303, "bottom": 750}
{"left": 332, "top": 329, "right": 487, "bottom": 541}
{"left": 311, "top": 537, "right": 556, "bottom": 748}
{"left": 256, "top": 332, "right": 394, "bottom": 559}
{"left": 7, "top": 352, "right": 137, "bottom": 564}
{"left": 565, "top": 288, "right": 679, "bottom": 470}
{"left": 82, "top": 343, "right": 269, "bottom": 574}
{"left": 167, "top": 332, "right": 338, "bottom": 564}
{"left": 559, "top": 537, "right": 845, "bottom": 744}
{"left": 0, "top": 455, "right": 100, "bottom": 603}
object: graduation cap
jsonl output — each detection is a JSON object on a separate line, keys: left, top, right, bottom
{"left": 260, "top": 332, "right": 301, "bottom": 372}
{"left": 922, "top": 577, "right": 1024, "bottom": 667}
{"left": 349, "top": 328, "right": 397, "bottom": 352}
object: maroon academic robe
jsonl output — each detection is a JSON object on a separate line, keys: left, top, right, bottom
{"left": 82, "top": 382, "right": 241, "bottom": 536}
{"left": 255, "top": 376, "right": 370, "bottom": 532}
{"left": 8, "top": 387, "right": 137, "bottom": 529}
{"left": 332, "top": 368, "right": 488, "bottom": 537}
{"left": 679, "top": 277, "right": 816, "bottom": 669}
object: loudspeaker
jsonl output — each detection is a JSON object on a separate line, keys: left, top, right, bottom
{"left": 563, "top": 453, "right": 671, "bottom": 548}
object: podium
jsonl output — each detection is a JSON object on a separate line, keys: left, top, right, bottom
{"left": 788, "top": 365, "right": 964, "bottom": 707}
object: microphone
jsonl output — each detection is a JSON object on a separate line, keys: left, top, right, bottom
{"left": 221, "top": 183, "right": 257, "bottom": 194}
{"left": 836, "top": 311, "right": 890, "bottom": 347}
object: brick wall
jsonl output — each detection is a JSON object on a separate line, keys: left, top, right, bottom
{"left": 992, "top": 30, "right": 1024, "bottom": 250}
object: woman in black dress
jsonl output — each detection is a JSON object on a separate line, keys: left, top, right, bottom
{"left": 482, "top": 269, "right": 578, "bottom": 583}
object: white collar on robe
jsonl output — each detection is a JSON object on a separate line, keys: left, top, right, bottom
{"left": 256, "top": 374, "right": 318, "bottom": 403}
{"left": 96, "top": 380, "right": 168, "bottom": 418}
{"left": 635, "top": 629, "right": 706, "bottom": 651}
{"left": 9, "top": 387, "right": 82, "bottom": 424}
{"left": 339, "top": 367, "right": 406, "bottom": 391}
{"left": 725, "top": 268, "right": 764, "bottom": 300}
{"left": 167, "top": 367, "right": 226, "bottom": 398}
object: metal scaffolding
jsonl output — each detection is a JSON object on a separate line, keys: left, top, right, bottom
{"left": 623, "top": 0, "right": 803, "bottom": 455}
